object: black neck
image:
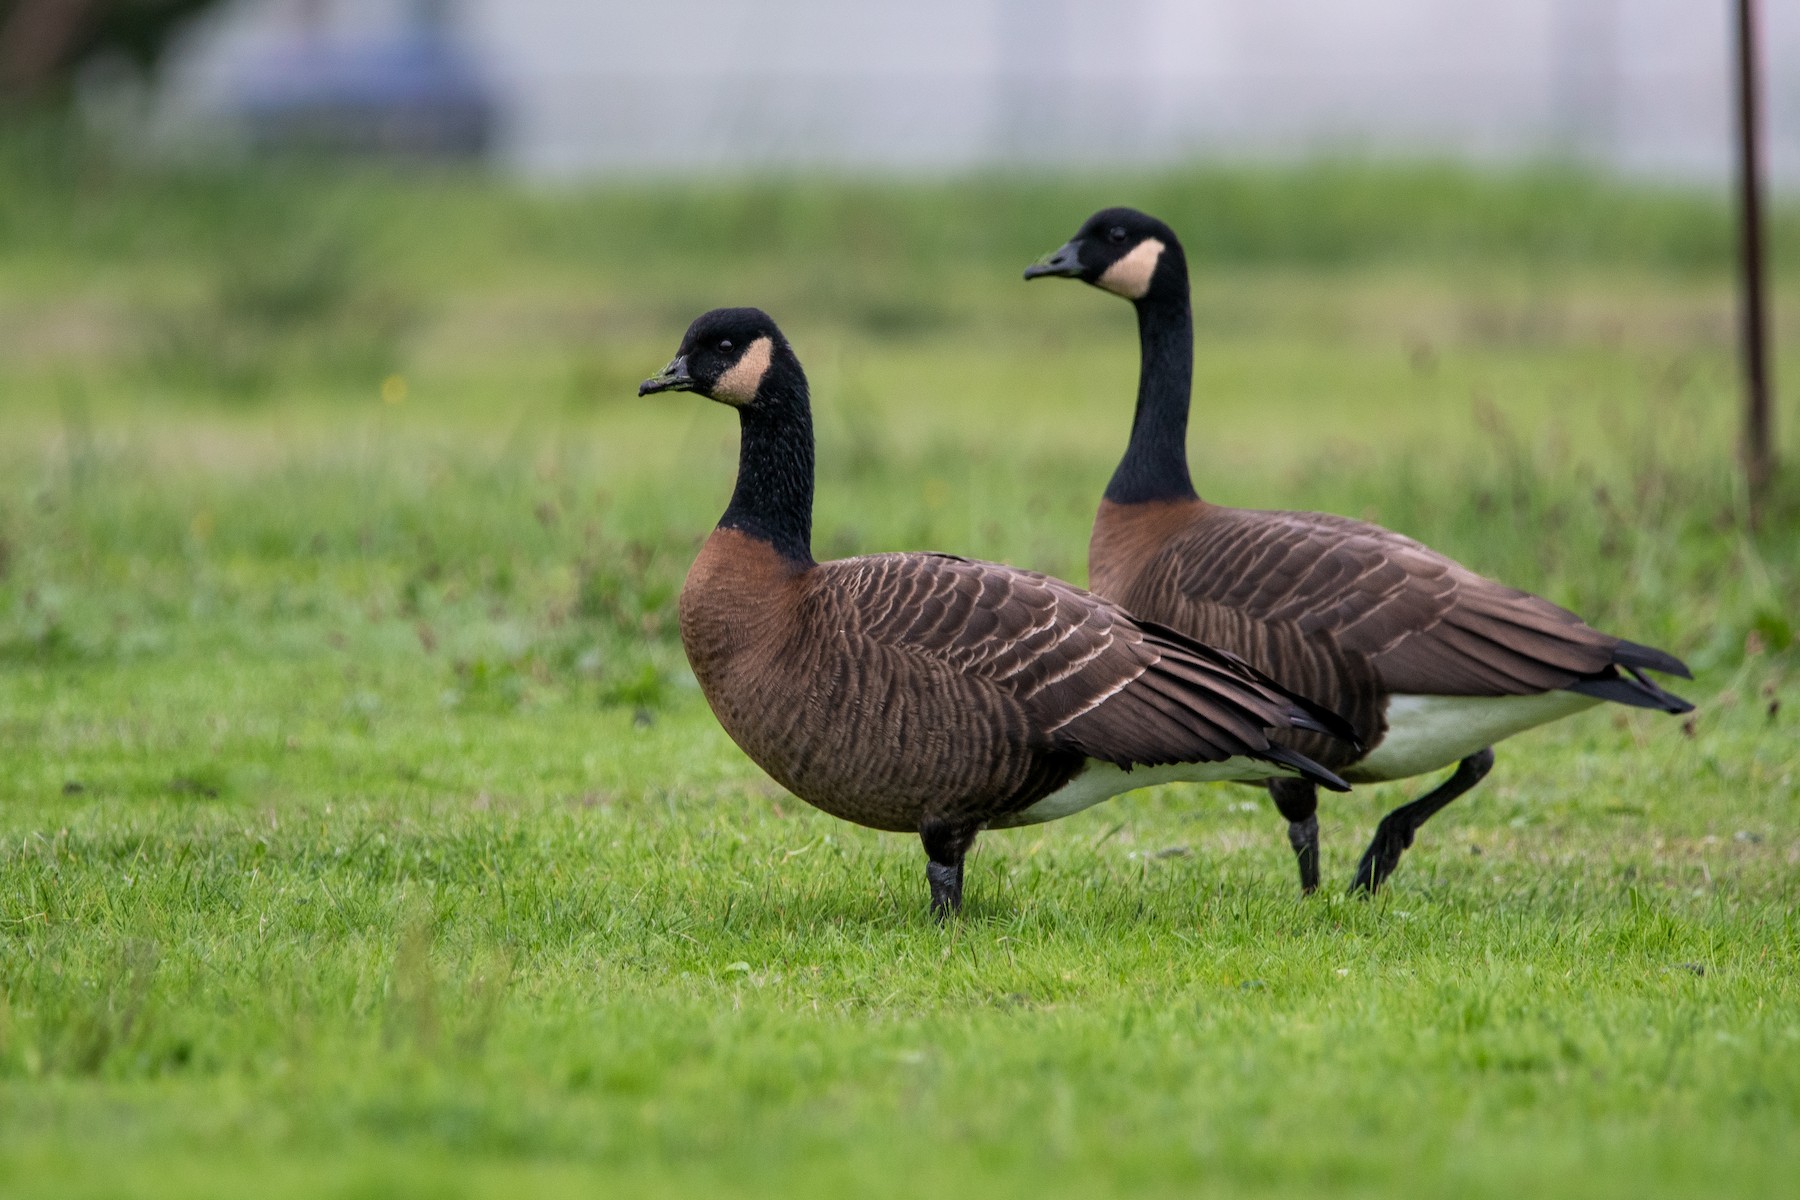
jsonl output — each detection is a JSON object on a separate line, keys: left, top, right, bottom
{"left": 1103, "top": 282, "right": 1198, "bottom": 506}
{"left": 719, "top": 370, "right": 815, "bottom": 566}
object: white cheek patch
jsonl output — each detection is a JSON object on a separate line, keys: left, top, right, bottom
{"left": 1097, "top": 237, "right": 1165, "bottom": 300}
{"left": 711, "top": 336, "right": 773, "bottom": 406}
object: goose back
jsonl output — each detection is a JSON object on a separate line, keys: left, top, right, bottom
{"left": 1090, "top": 498, "right": 1630, "bottom": 766}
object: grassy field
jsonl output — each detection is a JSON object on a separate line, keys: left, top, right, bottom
{"left": 1, "top": 145, "right": 1798, "bottom": 1197}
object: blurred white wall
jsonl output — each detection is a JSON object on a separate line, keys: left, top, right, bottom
{"left": 165, "top": 0, "right": 1800, "bottom": 180}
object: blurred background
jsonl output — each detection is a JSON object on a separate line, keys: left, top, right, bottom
{"left": 0, "top": 0, "right": 1794, "bottom": 733}
{"left": 10, "top": 0, "right": 1799, "bottom": 177}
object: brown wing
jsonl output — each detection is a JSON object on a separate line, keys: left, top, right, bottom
{"left": 810, "top": 552, "right": 1351, "bottom": 787}
{"left": 1150, "top": 506, "right": 1619, "bottom": 698}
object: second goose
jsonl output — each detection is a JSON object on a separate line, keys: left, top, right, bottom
{"left": 640, "top": 306, "right": 1357, "bottom": 917}
{"left": 1025, "top": 207, "right": 1693, "bottom": 895}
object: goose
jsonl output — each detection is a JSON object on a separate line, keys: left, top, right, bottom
{"left": 1024, "top": 208, "right": 1693, "bottom": 895}
{"left": 639, "top": 306, "right": 1359, "bottom": 917}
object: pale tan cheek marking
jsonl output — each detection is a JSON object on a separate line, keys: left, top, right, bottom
{"left": 1097, "top": 237, "right": 1165, "bottom": 300}
{"left": 712, "top": 336, "right": 773, "bottom": 406}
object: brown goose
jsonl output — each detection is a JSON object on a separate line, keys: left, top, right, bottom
{"left": 639, "top": 307, "right": 1358, "bottom": 916}
{"left": 1025, "top": 208, "right": 1693, "bottom": 895}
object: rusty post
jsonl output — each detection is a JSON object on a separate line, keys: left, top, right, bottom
{"left": 1734, "top": 0, "right": 1775, "bottom": 513}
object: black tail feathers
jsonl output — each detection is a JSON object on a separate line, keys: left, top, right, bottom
{"left": 1567, "top": 639, "right": 1694, "bottom": 714}
{"left": 1280, "top": 692, "right": 1362, "bottom": 750}
{"left": 1260, "top": 744, "right": 1352, "bottom": 793}
{"left": 1612, "top": 638, "right": 1693, "bottom": 680}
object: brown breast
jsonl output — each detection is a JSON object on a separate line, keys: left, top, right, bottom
{"left": 1088, "top": 497, "right": 1209, "bottom": 599}
{"left": 679, "top": 527, "right": 807, "bottom": 692}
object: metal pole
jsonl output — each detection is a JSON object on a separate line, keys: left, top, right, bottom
{"left": 1734, "top": 0, "right": 1774, "bottom": 508}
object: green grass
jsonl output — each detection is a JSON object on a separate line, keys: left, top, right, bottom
{"left": 1, "top": 146, "right": 1798, "bottom": 1198}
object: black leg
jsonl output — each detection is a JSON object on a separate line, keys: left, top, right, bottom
{"left": 920, "top": 819, "right": 979, "bottom": 920}
{"left": 1268, "top": 778, "right": 1321, "bottom": 895}
{"left": 1350, "top": 747, "right": 1496, "bottom": 895}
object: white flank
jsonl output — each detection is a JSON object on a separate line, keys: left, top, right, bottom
{"left": 991, "top": 756, "right": 1286, "bottom": 829}
{"left": 1350, "top": 692, "right": 1599, "bottom": 782}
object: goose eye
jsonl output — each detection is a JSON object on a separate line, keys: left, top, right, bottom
{"left": 719, "top": 339, "right": 733, "bottom": 353}
{"left": 1108, "top": 226, "right": 1128, "bottom": 244}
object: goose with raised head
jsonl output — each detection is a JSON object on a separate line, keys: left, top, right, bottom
{"left": 1025, "top": 208, "right": 1693, "bottom": 894}
{"left": 640, "top": 306, "right": 1359, "bottom": 917}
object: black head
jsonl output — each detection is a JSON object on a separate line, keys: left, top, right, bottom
{"left": 639, "top": 307, "right": 790, "bottom": 406}
{"left": 1023, "top": 207, "right": 1184, "bottom": 301}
